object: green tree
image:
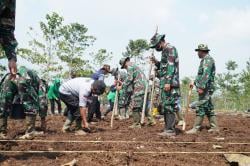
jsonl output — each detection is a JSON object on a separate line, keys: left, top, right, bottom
{"left": 123, "top": 39, "right": 149, "bottom": 65}
{"left": 240, "top": 58, "right": 250, "bottom": 110}
{"left": 216, "top": 60, "right": 241, "bottom": 111}
{"left": 58, "top": 23, "right": 96, "bottom": 78}
{"left": 18, "top": 12, "right": 64, "bottom": 80}
{"left": 91, "top": 49, "right": 113, "bottom": 69}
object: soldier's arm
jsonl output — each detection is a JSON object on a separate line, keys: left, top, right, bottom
{"left": 195, "top": 58, "right": 214, "bottom": 89}
{"left": 164, "top": 47, "right": 178, "bottom": 85}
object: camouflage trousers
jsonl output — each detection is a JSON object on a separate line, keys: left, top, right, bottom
{"left": 119, "top": 91, "right": 144, "bottom": 112}
{"left": 0, "top": 27, "right": 17, "bottom": 61}
{"left": 196, "top": 91, "right": 215, "bottom": 118}
{"left": 161, "top": 88, "right": 180, "bottom": 113}
{"left": 38, "top": 99, "right": 48, "bottom": 119}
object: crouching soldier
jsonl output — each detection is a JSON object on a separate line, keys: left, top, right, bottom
{"left": 0, "top": 66, "right": 41, "bottom": 139}
{"left": 59, "top": 77, "right": 106, "bottom": 135}
{"left": 117, "top": 57, "right": 147, "bottom": 129}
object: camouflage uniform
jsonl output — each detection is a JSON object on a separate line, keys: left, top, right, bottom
{"left": 38, "top": 79, "right": 48, "bottom": 118}
{"left": 119, "top": 61, "right": 147, "bottom": 128}
{"left": 0, "top": 0, "right": 17, "bottom": 62}
{"left": 187, "top": 44, "right": 219, "bottom": 134}
{"left": 194, "top": 55, "right": 215, "bottom": 117}
{"left": 0, "top": 66, "right": 40, "bottom": 138}
{"left": 38, "top": 79, "right": 48, "bottom": 130}
{"left": 150, "top": 34, "right": 180, "bottom": 135}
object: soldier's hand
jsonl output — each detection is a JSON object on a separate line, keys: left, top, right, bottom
{"left": 8, "top": 59, "right": 17, "bottom": 76}
{"left": 198, "top": 88, "right": 204, "bottom": 94}
{"left": 149, "top": 75, "right": 154, "bottom": 80}
{"left": 149, "top": 55, "right": 157, "bottom": 63}
{"left": 189, "top": 81, "right": 194, "bottom": 89}
{"left": 164, "top": 84, "right": 171, "bottom": 92}
{"left": 117, "top": 84, "right": 122, "bottom": 91}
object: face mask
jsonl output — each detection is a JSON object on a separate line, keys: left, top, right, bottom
{"left": 156, "top": 47, "right": 163, "bottom": 52}
{"left": 156, "top": 44, "right": 163, "bottom": 52}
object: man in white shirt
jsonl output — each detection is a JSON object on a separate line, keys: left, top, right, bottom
{"left": 59, "top": 78, "right": 106, "bottom": 135}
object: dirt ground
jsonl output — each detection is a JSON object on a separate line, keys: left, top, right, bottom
{"left": 0, "top": 111, "right": 249, "bottom": 166}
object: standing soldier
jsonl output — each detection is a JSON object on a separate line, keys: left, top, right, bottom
{"left": 0, "top": 0, "right": 17, "bottom": 75}
{"left": 117, "top": 57, "right": 147, "bottom": 128}
{"left": 149, "top": 33, "right": 180, "bottom": 137}
{"left": 186, "top": 44, "right": 219, "bottom": 134}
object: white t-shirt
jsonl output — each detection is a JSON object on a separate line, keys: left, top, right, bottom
{"left": 59, "top": 77, "right": 94, "bottom": 107}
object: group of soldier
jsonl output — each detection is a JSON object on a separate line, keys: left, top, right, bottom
{"left": 0, "top": 0, "right": 219, "bottom": 139}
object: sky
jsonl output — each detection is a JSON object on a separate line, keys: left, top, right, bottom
{"left": 2, "top": 0, "right": 250, "bottom": 82}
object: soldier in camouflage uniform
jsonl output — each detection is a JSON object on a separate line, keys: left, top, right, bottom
{"left": 149, "top": 33, "right": 180, "bottom": 137}
{"left": 38, "top": 79, "right": 48, "bottom": 131}
{"left": 0, "top": 0, "right": 17, "bottom": 75}
{"left": 0, "top": 66, "right": 41, "bottom": 139}
{"left": 117, "top": 57, "right": 147, "bottom": 128}
{"left": 186, "top": 44, "right": 219, "bottom": 134}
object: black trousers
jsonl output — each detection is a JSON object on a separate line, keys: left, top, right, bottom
{"left": 104, "top": 100, "right": 114, "bottom": 116}
{"left": 59, "top": 93, "right": 80, "bottom": 118}
{"left": 87, "top": 96, "right": 101, "bottom": 122}
{"left": 50, "top": 99, "right": 62, "bottom": 114}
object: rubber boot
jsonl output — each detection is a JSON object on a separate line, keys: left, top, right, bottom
{"left": 24, "top": 115, "right": 36, "bottom": 133}
{"left": 176, "top": 111, "right": 184, "bottom": 126}
{"left": 62, "top": 118, "right": 72, "bottom": 133}
{"left": 40, "top": 117, "right": 46, "bottom": 131}
{"left": 208, "top": 116, "right": 219, "bottom": 133}
{"left": 129, "top": 111, "right": 141, "bottom": 129}
{"left": 125, "top": 107, "right": 130, "bottom": 119}
{"left": 158, "top": 112, "right": 176, "bottom": 137}
{"left": 0, "top": 117, "right": 7, "bottom": 139}
{"left": 19, "top": 115, "right": 36, "bottom": 140}
{"left": 186, "top": 116, "right": 204, "bottom": 134}
{"left": 146, "top": 112, "right": 156, "bottom": 126}
{"left": 119, "top": 108, "right": 126, "bottom": 120}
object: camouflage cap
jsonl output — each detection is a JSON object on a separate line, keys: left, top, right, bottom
{"left": 195, "top": 44, "right": 210, "bottom": 52}
{"left": 119, "top": 57, "right": 130, "bottom": 69}
{"left": 149, "top": 34, "right": 165, "bottom": 48}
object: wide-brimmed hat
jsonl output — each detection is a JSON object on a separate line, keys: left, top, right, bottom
{"left": 149, "top": 34, "right": 165, "bottom": 48}
{"left": 119, "top": 57, "right": 130, "bottom": 69}
{"left": 195, "top": 44, "right": 210, "bottom": 52}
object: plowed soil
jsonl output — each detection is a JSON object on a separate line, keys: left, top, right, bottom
{"left": 0, "top": 111, "right": 249, "bottom": 166}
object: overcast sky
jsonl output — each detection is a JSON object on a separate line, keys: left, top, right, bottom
{"left": 3, "top": 0, "right": 250, "bottom": 81}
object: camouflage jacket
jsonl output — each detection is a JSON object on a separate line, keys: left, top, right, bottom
{"left": 122, "top": 63, "right": 146, "bottom": 96}
{"left": 155, "top": 43, "right": 180, "bottom": 89}
{"left": 194, "top": 54, "right": 216, "bottom": 91}
{"left": 0, "top": 0, "right": 16, "bottom": 29}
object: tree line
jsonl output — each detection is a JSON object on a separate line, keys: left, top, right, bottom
{"left": 0, "top": 12, "right": 249, "bottom": 111}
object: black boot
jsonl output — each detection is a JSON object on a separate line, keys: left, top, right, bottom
{"left": 158, "top": 112, "right": 176, "bottom": 137}
{"left": 166, "top": 113, "right": 176, "bottom": 134}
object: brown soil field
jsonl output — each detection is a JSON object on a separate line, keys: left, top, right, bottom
{"left": 0, "top": 111, "right": 249, "bottom": 166}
